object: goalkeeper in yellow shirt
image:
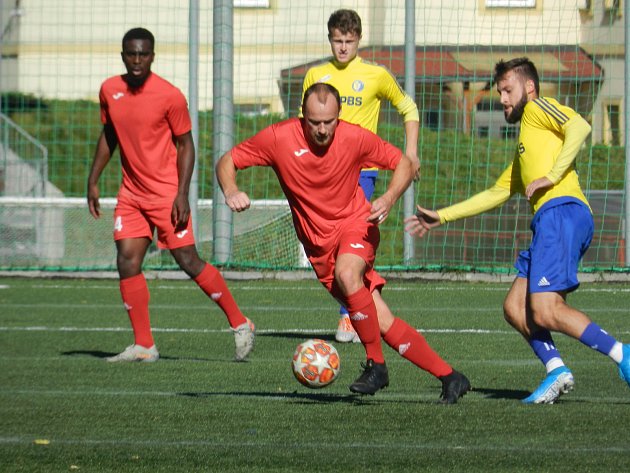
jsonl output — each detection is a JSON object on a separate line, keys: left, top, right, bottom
{"left": 405, "top": 57, "right": 630, "bottom": 403}
{"left": 302, "top": 9, "right": 420, "bottom": 343}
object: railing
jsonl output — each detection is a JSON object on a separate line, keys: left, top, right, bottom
{"left": 0, "top": 111, "right": 48, "bottom": 197}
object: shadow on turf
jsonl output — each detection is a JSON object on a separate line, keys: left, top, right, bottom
{"left": 257, "top": 332, "right": 337, "bottom": 342}
{"left": 62, "top": 349, "right": 115, "bottom": 360}
{"left": 60, "top": 350, "right": 213, "bottom": 362}
{"left": 177, "top": 390, "right": 386, "bottom": 404}
{"left": 473, "top": 387, "right": 530, "bottom": 400}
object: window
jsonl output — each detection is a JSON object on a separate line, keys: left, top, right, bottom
{"left": 485, "top": 0, "right": 536, "bottom": 7}
{"left": 604, "top": 103, "right": 621, "bottom": 146}
{"left": 476, "top": 99, "right": 500, "bottom": 112}
{"left": 234, "top": 0, "right": 269, "bottom": 7}
{"left": 235, "top": 103, "right": 270, "bottom": 117}
{"left": 604, "top": 0, "right": 620, "bottom": 11}
{"left": 501, "top": 126, "right": 518, "bottom": 140}
{"left": 425, "top": 110, "right": 441, "bottom": 130}
{"left": 577, "top": 0, "right": 592, "bottom": 11}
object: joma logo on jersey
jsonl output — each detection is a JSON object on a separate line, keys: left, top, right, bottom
{"left": 341, "top": 96, "right": 363, "bottom": 106}
{"left": 518, "top": 142, "right": 525, "bottom": 154}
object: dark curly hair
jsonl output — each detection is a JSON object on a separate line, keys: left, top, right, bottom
{"left": 327, "top": 9, "right": 362, "bottom": 38}
{"left": 494, "top": 57, "right": 540, "bottom": 95}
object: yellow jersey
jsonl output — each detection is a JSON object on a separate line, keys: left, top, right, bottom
{"left": 301, "top": 56, "right": 419, "bottom": 133}
{"left": 439, "top": 97, "right": 591, "bottom": 223}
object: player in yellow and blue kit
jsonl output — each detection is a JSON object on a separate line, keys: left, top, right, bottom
{"left": 302, "top": 9, "right": 420, "bottom": 343}
{"left": 405, "top": 57, "right": 630, "bottom": 403}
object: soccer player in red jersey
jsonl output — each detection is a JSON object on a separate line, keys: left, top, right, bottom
{"left": 216, "top": 83, "right": 470, "bottom": 402}
{"left": 87, "top": 28, "right": 254, "bottom": 363}
{"left": 302, "top": 9, "right": 421, "bottom": 343}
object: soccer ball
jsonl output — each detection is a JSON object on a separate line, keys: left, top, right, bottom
{"left": 291, "top": 339, "right": 340, "bottom": 389}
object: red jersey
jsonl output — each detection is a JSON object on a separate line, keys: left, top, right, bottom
{"left": 99, "top": 73, "right": 192, "bottom": 201}
{"left": 230, "top": 119, "right": 402, "bottom": 255}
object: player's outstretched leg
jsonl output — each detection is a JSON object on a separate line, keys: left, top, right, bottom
{"left": 577, "top": 322, "right": 630, "bottom": 389}
{"left": 522, "top": 366, "right": 575, "bottom": 404}
{"left": 382, "top": 317, "right": 471, "bottom": 403}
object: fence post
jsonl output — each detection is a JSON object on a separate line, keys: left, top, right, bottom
{"left": 212, "top": 0, "right": 235, "bottom": 264}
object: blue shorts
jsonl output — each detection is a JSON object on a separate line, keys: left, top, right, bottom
{"left": 515, "top": 198, "right": 593, "bottom": 293}
{"left": 359, "top": 170, "right": 378, "bottom": 200}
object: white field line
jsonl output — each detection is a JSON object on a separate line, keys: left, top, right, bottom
{"left": 18, "top": 283, "right": 630, "bottom": 293}
{"left": 0, "top": 326, "right": 517, "bottom": 334}
{"left": 2, "top": 326, "right": 629, "bottom": 337}
{"left": 2, "top": 303, "right": 627, "bottom": 315}
{"left": 24, "top": 283, "right": 511, "bottom": 291}
{"left": 0, "top": 302, "right": 503, "bottom": 312}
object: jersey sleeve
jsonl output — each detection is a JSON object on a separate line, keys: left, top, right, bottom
{"left": 527, "top": 98, "right": 589, "bottom": 184}
{"left": 99, "top": 85, "right": 110, "bottom": 125}
{"left": 437, "top": 164, "right": 514, "bottom": 223}
{"left": 358, "top": 128, "right": 402, "bottom": 171}
{"left": 166, "top": 89, "right": 192, "bottom": 137}
{"left": 231, "top": 125, "right": 276, "bottom": 170}
{"left": 545, "top": 115, "right": 591, "bottom": 184}
{"left": 378, "top": 68, "right": 419, "bottom": 123}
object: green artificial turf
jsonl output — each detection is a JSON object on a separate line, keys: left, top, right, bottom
{"left": 1, "top": 277, "right": 629, "bottom": 472}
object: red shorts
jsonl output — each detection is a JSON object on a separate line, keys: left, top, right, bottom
{"left": 308, "top": 222, "right": 386, "bottom": 300}
{"left": 113, "top": 194, "right": 196, "bottom": 250}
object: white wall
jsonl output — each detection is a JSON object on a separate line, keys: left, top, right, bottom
{"left": 6, "top": 0, "right": 625, "bottom": 126}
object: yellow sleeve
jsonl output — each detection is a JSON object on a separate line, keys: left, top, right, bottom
{"left": 545, "top": 115, "right": 591, "bottom": 184}
{"left": 379, "top": 69, "right": 419, "bottom": 123}
{"left": 437, "top": 164, "right": 514, "bottom": 223}
{"left": 395, "top": 94, "right": 420, "bottom": 123}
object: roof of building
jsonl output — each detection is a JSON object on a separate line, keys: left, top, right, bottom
{"left": 280, "top": 45, "right": 603, "bottom": 83}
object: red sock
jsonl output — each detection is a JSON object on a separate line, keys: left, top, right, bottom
{"left": 383, "top": 318, "right": 453, "bottom": 378}
{"left": 119, "top": 273, "right": 154, "bottom": 348}
{"left": 344, "top": 287, "right": 385, "bottom": 364}
{"left": 194, "top": 264, "right": 247, "bottom": 328}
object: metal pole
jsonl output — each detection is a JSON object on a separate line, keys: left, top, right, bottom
{"left": 624, "top": 0, "right": 630, "bottom": 266}
{"left": 212, "top": 0, "right": 234, "bottom": 264}
{"left": 0, "top": 4, "right": 4, "bottom": 115}
{"left": 403, "top": 0, "right": 416, "bottom": 265}
{"left": 188, "top": 0, "right": 199, "bottom": 239}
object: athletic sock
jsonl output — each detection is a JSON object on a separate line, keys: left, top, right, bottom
{"left": 529, "top": 330, "right": 565, "bottom": 373}
{"left": 579, "top": 322, "right": 622, "bottom": 362}
{"left": 194, "top": 263, "right": 247, "bottom": 329}
{"left": 119, "top": 273, "right": 153, "bottom": 348}
{"left": 343, "top": 287, "right": 385, "bottom": 364}
{"left": 383, "top": 317, "right": 452, "bottom": 378}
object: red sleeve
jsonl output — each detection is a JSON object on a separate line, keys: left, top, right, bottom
{"left": 99, "top": 85, "right": 109, "bottom": 125}
{"left": 231, "top": 124, "right": 276, "bottom": 170}
{"left": 166, "top": 89, "right": 192, "bottom": 137}
{"left": 359, "top": 131, "right": 402, "bottom": 170}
